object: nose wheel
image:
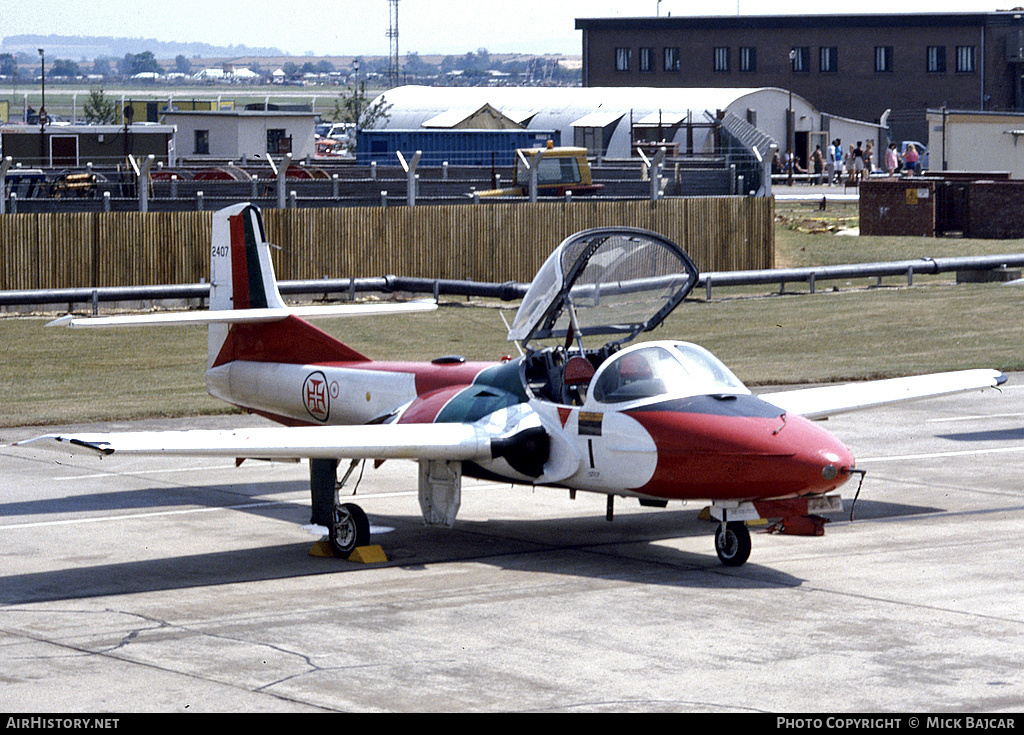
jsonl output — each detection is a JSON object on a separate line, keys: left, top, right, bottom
{"left": 330, "top": 502, "right": 370, "bottom": 556}
{"left": 715, "top": 521, "right": 751, "bottom": 567}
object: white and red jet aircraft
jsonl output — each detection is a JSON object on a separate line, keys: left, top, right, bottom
{"left": 19, "top": 203, "right": 1006, "bottom": 566}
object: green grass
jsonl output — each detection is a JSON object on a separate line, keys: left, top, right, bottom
{"left": 774, "top": 200, "right": 1024, "bottom": 267}
{"left": 2, "top": 204, "right": 1023, "bottom": 427}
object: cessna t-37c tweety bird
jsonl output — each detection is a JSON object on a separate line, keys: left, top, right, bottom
{"left": 18, "top": 203, "right": 1007, "bottom": 566}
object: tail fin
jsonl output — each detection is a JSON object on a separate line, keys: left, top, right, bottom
{"left": 210, "top": 202, "right": 286, "bottom": 313}
{"left": 209, "top": 203, "right": 283, "bottom": 366}
{"left": 208, "top": 203, "right": 369, "bottom": 368}
{"left": 45, "top": 202, "right": 431, "bottom": 369}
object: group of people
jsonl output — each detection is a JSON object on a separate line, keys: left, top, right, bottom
{"left": 774, "top": 139, "right": 922, "bottom": 185}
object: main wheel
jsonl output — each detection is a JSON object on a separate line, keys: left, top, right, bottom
{"left": 715, "top": 521, "right": 751, "bottom": 567}
{"left": 330, "top": 502, "right": 370, "bottom": 556}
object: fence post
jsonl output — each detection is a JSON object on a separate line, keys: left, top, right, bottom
{"left": 397, "top": 150, "right": 421, "bottom": 206}
{"left": 138, "top": 154, "right": 154, "bottom": 213}
{"left": 518, "top": 147, "right": 546, "bottom": 204}
{"left": 650, "top": 147, "right": 666, "bottom": 202}
{"left": 277, "top": 152, "right": 293, "bottom": 209}
{"left": 0, "top": 156, "right": 11, "bottom": 215}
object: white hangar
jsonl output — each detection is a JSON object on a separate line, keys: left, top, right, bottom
{"left": 370, "top": 84, "right": 884, "bottom": 166}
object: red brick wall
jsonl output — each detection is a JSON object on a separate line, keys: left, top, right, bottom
{"left": 859, "top": 180, "right": 936, "bottom": 237}
{"left": 967, "top": 181, "right": 1024, "bottom": 239}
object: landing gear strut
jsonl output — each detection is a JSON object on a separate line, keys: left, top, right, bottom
{"left": 311, "top": 458, "right": 371, "bottom": 557}
{"left": 715, "top": 521, "right": 751, "bottom": 567}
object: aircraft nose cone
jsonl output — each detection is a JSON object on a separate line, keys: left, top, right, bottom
{"left": 788, "top": 419, "right": 856, "bottom": 493}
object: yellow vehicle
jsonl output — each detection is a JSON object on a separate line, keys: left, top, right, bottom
{"left": 480, "top": 143, "right": 603, "bottom": 197}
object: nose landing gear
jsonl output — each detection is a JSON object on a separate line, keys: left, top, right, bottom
{"left": 715, "top": 521, "right": 752, "bottom": 567}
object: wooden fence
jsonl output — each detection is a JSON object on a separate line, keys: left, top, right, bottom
{"left": 0, "top": 198, "right": 774, "bottom": 291}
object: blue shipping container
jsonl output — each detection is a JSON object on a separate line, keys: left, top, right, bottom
{"left": 356, "top": 129, "right": 560, "bottom": 167}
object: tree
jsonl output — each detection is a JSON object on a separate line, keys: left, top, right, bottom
{"left": 0, "top": 53, "right": 16, "bottom": 78}
{"left": 49, "top": 59, "right": 81, "bottom": 78}
{"left": 92, "top": 58, "right": 112, "bottom": 77}
{"left": 332, "top": 82, "right": 392, "bottom": 131}
{"left": 120, "top": 51, "right": 163, "bottom": 77}
{"left": 83, "top": 87, "right": 119, "bottom": 124}
{"left": 175, "top": 55, "right": 191, "bottom": 75}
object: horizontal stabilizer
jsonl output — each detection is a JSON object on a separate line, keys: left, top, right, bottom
{"left": 46, "top": 300, "right": 437, "bottom": 328}
{"left": 760, "top": 369, "right": 1007, "bottom": 420}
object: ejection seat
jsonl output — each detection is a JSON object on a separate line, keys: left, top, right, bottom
{"left": 562, "top": 355, "right": 595, "bottom": 405}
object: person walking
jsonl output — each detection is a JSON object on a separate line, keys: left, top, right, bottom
{"left": 826, "top": 139, "right": 837, "bottom": 185}
{"left": 885, "top": 143, "right": 899, "bottom": 176}
{"left": 903, "top": 143, "right": 919, "bottom": 176}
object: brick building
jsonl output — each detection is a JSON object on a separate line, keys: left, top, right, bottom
{"left": 575, "top": 12, "right": 1024, "bottom": 143}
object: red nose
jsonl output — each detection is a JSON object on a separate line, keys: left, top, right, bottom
{"left": 629, "top": 398, "right": 856, "bottom": 502}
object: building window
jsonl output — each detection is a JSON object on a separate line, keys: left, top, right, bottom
{"left": 956, "top": 45, "right": 976, "bottom": 72}
{"left": 713, "top": 47, "right": 729, "bottom": 73}
{"left": 819, "top": 47, "right": 838, "bottom": 73}
{"left": 639, "top": 47, "right": 655, "bottom": 72}
{"left": 194, "top": 129, "right": 209, "bottom": 155}
{"left": 267, "top": 129, "right": 291, "bottom": 154}
{"left": 615, "top": 47, "right": 631, "bottom": 72}
{"left": 790, "top": 47, "right": 810, "bottom": 73}
{"left": 664, "top": 47, "right": 681, "bottom": 72}
{"left": 739, "top": 46, "right": 756, "bottom": 73}
{"left": 875, "top": 46, "right": 894, "bottom": 72}
{"left": 927, "top": 46, "right": 946, "bottom": 73}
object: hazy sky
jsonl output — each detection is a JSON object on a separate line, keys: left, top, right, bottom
{"left": 3, "top": 1, "right": 1010, "bottom": 57}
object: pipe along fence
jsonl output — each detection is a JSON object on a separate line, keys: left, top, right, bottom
{"left": 4, "top": 253, "right": 1024, "bottom": 314}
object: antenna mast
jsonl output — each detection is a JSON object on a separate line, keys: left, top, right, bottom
{"left": 386, "top": 0, "right": 400, "bottom": 86}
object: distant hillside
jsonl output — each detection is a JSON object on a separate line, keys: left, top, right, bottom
{"left": 0, "top": 34, "right": 286, "bottom": 59}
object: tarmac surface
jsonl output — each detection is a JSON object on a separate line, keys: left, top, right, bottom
{"left": 2, "top": 374, "right": 1023, "bottom": 713}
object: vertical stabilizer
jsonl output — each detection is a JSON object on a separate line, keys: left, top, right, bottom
{"left": 210, "top": 203, "right": 286, "bottom": 312}
{"left": 205, "top": 203, "right": 370, "bottom": 372}
{"left": 208, "top": 203, "right": 286, "bottom": 367}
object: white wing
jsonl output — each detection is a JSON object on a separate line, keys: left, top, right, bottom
{"left": 759, "top": 369, "right": 1006, "bottom": 420}
{"left": 16, "top": 423, "right": 493, "bottom": 461}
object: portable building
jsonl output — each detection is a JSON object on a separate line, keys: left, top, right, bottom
{"left": 161, "top": 109, "right": 316, "bottom": 164}
{"left": 0, "top": 123, "right": 175, "bottom": 167}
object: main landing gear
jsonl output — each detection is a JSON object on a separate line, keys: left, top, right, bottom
{"left": 330, "top": 502, "right": 370, "bottom": 556}
{"left": 714, "top": 521, "right": 751, "bottom": 567}
{"left": 311, "top": 457, "right": 372, "bottom": 557}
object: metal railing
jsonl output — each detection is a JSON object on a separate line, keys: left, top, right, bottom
{"left": 3, "top": 254, "right": 1023, "bottom": 313}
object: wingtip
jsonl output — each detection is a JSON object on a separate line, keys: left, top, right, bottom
{"left": 45, "top": 314, "right": 75, "bottom": 328}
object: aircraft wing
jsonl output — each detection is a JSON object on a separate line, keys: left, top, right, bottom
{"left": 15, "top": 406, "right": 556, "bottom": 478}
{"left": 758, "top": 368, "right": 1006, "bottom": 420}
{"left": 16, "top": 423, "right": 499, "bottom": 462}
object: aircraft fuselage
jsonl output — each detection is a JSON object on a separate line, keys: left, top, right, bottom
{"left": 207, "top": 352, "right": 854, "bottom": 504}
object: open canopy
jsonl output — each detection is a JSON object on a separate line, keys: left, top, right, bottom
{"left": 508, "top": 227, "right": 699, "bottom": 351}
